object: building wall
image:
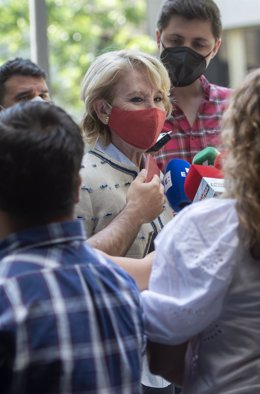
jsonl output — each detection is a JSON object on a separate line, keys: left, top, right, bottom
{"left": 215, "top": 0, "right": 260, "bottom": 29}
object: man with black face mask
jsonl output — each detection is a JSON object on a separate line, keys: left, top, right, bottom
{"left": 154, "top": 0, "right": 231, "bottom": 172}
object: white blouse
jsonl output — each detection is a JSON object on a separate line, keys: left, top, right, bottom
{"left": 141, "top": 197, "right": 240, "bottom": 344}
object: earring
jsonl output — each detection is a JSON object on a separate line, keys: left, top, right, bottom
{"left": 104, "top": 115, "right": 109, "bottom": 124}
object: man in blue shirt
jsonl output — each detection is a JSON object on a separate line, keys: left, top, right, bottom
{"left": 0, "top": 101, "right": 145, "bottom": 393}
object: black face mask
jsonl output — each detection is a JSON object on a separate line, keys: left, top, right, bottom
{"left": 160, "top": 44, "right": 211, "bottom": 87}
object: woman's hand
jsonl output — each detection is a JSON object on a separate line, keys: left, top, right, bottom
{"left": 126, "top": 169, "right": 166, "bottom": 225}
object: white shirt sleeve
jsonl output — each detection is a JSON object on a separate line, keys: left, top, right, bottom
{"left": 141, "top": 198, "right": 240, "bottom": 344}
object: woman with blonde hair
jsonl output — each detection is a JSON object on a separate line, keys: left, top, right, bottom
{"left": 80, "top": 49, "right": 172, "bottom": 145}
{"left": 76, "top": 49, "right": 173, "bottom": 258}
{"left": 141, "top": 68, "right": 260, "bottom": 393}
{"left": 76, "top": 49, "right": 175, "bottom": 393}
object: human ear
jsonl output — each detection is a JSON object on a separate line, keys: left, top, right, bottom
{"left": 211, "top": 38, "right": 222, "bottom": 59}
{"left": 92, "top": 99, "right": 111, "bottom": 125}
{"left": 156, "top": 29, "right": 161, "bottom": 49}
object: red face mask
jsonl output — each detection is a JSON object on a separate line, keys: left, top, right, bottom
{"left": 108, "top": 106, "right": 166, "bottom": 150}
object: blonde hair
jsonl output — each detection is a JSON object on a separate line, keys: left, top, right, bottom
{"left": 222, "top": 68, "right": 260, "bottom": 250}
{"left": 80, "top": 49, "right": 172, "bottom": 145}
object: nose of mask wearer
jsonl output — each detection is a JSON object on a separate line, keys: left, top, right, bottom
{"left": 30, "top": 96, "right": 45, "bottom": 103}
{"left": 160, "top": 46, "right": 208, "bottom": 87}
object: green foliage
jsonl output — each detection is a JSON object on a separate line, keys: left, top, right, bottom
{"left": 0, "top": 0, "right": 157, "bottom": 120}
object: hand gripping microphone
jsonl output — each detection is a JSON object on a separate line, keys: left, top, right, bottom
{"left": 192, "top": 146, "right": 220, "bottom": 166}
{"left": 184, "top": 164, "right": 224, "bottom": 202}
{"left": 164, "top": 158, "right": 191, "bottom": 212}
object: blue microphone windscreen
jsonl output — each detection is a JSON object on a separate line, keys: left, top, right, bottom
{"left": 164, "top": 159, "right": 191, "bottom": 212}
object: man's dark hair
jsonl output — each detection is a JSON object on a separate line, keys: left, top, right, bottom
{"left": 0, "top": 58, "right": 46, "bottom": 105}
{"left": 0, "top": 101, "right": 84, "bottom": 221}
{"left": 157, "top": 0, "right": 222, "bottom": 39}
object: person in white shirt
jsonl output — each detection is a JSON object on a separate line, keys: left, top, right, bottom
{"left": 141, "top": 68, "right": 260, "bottom": 393}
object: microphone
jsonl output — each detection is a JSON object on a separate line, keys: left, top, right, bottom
{"left": 145, "top": 154, "right": 160, "bottom": 182}
{"left": 214, "top": 150, "right": 228, "bottom": 170}
{"left": 192, "top": 146, "right": 220, "bottom": 166}
{"left": 146, "top": 131, "right": 172, "bottom": 153}
{"left": 164, "top": 159, "right": 191, "bottom": 212}
{"left": 184, "top": 164, "right": 224, "bottom": 202}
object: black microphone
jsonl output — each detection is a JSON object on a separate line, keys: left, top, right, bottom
{"left": 146, "top": 131, "right": 172, "bottom": 153}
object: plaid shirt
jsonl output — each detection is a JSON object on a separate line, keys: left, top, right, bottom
{"left": 0, "top": 220, "right": 144, "bottom": 394}
{"left": 154, "top": 76, "right": 232, "bottom": 172}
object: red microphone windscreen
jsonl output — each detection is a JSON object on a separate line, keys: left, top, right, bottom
{"left": 214, "top": 151, "right": 228, "bottom": 170}
{"left": 184, "top": 164, "right": 223, "bottom": 201}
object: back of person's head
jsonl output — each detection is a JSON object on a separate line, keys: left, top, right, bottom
{"left": 80, "top": 49, "right": 171, "bottom": 144}
{"left": 0, "top": 101, "right": 84, "bottom": 222}
{"left": 157, "top": 0, "right": 222, "bottom": 40}
{"left": 222, "top": 68, "right": 260, "bottom": 252}
{"left": 0, "top": 57, "right": 46, "bottom": 105}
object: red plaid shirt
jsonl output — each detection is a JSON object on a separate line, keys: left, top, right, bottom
{"left": 154, "top": 75, "right": 232, "bottom": 172}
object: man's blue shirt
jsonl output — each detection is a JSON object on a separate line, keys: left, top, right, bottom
{"left": 0, "top": 219, "right": 144, "bottom": 393}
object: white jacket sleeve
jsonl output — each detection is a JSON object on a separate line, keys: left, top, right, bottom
{"left": 141, "top": 198, "right": 240, "bottom": 344}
